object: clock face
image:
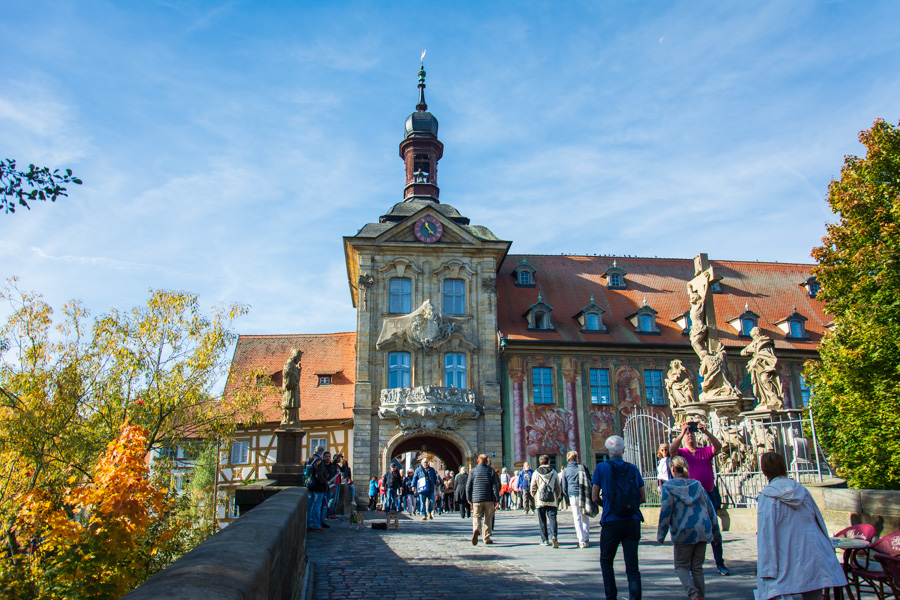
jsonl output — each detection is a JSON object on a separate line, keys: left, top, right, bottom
{"left": 414, "top": 215, "right": 443, "bottom": 243}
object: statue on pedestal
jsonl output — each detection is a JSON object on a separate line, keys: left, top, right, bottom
{"left": 740, "top": 327, "right": 784, "bottom": 410}
{"left": 281, "top": 348, "right": 303, "bottom": 428}
{"left": 664, "top": 359, "right": 694, "bottom": 424}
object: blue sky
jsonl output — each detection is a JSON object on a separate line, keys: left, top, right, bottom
{"left": 3, "top": 0, "right": 899, "bottom": 339}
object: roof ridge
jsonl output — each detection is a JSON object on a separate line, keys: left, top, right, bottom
{"left": 505, "top": 253, "right": 814, "bottom": 266}
{"left": 237, "top": 331, "right": 356, "bottom": 339}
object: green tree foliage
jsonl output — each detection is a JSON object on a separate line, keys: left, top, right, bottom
{"left": 1, "top": 159, "right": 82, "bottom": 214}
{"left": 807, "top": 118, "right": 900, "bottom": 490}
{"left": 0, "top": 279, "right": 265, "bottom": 596}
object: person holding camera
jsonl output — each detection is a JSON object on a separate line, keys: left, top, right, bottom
{"left": 669, "top": 421, "right": 731, "bottom": 576}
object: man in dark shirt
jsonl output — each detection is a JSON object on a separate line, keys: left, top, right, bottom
{"left": 466, "top": 454, "right": 499, "bottom": 545}
{"left": 592, "top": 435, "right": 645, "bottom": 600}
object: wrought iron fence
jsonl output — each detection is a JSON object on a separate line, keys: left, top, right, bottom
{"left": 623, "top": 406, "right": 833, "bottom": 508}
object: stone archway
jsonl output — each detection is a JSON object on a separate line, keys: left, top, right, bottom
{"left": 382, "top": 430, "right": 473, "bottom": 475}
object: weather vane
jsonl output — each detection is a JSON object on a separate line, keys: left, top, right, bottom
{"left": 421, "top": 49, "right": 426, "bottom": 63}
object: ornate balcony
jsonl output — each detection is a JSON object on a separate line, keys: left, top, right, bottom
{"left": 378, "top": 385, "right": 479, "bottom": 433}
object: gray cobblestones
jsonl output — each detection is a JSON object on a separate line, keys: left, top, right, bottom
{"left": 307, "top": 509, "right": 760, "bottom": 599}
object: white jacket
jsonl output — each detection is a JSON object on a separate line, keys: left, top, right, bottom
{"left": 755, "top": 477, "right": 846, "bottom": 600}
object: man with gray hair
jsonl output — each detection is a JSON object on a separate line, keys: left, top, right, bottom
{"left": 592, "top": 435, "right": 645, "bottom": 600}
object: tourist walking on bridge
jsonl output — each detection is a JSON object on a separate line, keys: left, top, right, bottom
{"left": 414, "top": 458, "right": 439, "bottom": 519}
{"left": 657, "top": 455, "right": 721, "bottom": 600}
{"left": 455, "top": 466, "right": 470, "bottom": 519}
{"left": 592, "top": 435, "right": 645, "bottom": 600}
{"left": 756, "top": 451, "right": 846, "bottom": 600}
{"left": 520, "top": 462, "right": 535, "bottom": 514}
{"left": 467, "top": 454, "right": 499, "bottom": 545}
{"left": 305, "top": 446, "right": 328, "bottom": 532}
{"left": 670, "top": 421, "right": 731, "bottom": 576}
{"left": 561, "top": 450, "right": 594, "bottom": 548}
{"left": 531, "top": 454, "right": 562, "bottom": 548}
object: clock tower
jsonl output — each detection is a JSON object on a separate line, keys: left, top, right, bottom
{"left": 344, "top": 64, "right": 511, "bottom": 498}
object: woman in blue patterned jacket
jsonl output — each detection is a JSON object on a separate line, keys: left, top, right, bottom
{"left": 657, "top": 456, "right": 721, "bottom": 600}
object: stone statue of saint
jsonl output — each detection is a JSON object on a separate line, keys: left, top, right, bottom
{"left": 664, "top": 360, "right": 694, "bottom": 423}
{"left": 740, "top": 327, "right": 784, "bottom": 410}
{"left": 281, "top": 348, "right": 303, "bottom": 427}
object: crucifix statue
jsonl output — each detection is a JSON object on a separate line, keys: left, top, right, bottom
{"left": 687, "top": 253, "right": 741, "bottom": 402}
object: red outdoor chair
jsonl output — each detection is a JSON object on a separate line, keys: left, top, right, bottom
{"left": 846, "top": 531, "right": 900, "bottom": 600}
{"left": 875, "top": 554, "right": 900, "bottom": 598}
{"left": 827, "top": 525, "right": 878, "bottom": 599}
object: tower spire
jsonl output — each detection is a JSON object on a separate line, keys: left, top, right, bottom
{"left": 400, "top": 54, "right": 443, "bottom": 202}
{"left": 416, "top": 52, "right": 428, "bottom": 111}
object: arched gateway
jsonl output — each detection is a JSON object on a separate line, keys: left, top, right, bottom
{"left": 382, "top": 431, "right": 473, "bottom": 474}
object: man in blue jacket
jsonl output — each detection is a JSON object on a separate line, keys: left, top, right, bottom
{"left": 413, "top": 457, "right": 439, "bottom": 520}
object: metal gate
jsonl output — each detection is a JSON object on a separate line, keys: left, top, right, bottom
{"left": 623, "top": 408, "right": 675, "bottom": 506}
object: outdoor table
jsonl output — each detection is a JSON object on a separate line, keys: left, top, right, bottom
{"left": 828, "top": 537, "right": 871, "bottom": 600}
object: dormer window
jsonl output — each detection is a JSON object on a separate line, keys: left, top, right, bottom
{"left": 800, "top": 276, "right": 820, "bottom": 299}
{"left": 318, "top": 376, "right": 332, "bottom": 386}
{"left": 627, "top": 302, "right": 659, "bottom": 334}
{"left": 525, "top": 296, "right": 554, "bottom": 331}
{"left": 604, "top": 261, "right": 627, "bottom": 290}
{"left": 673, "top": 310, "right": 692, "bottom": 336}
{"left": 574, "top": 298, "right": 609, "bottom": 334}
{"left": 776, "top": 309, "right": 809, "bottom": 340}
{"left": 741, "top": 317, "right": 756, "bottom": 336}
{"left": 512, "top": 259, "right": 537, "bottom": 288}
{"left": 728, "top": 303, "right": 760, "bottom": 337}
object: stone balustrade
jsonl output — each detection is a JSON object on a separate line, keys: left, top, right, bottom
{"left": 378, "top": 385, "right": 480, "bottom": 433}
{"left": 123, "top": 487, "right": 309, "bottom": 600}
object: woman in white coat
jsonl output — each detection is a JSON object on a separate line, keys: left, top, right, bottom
{"left": 756, "top": 452, "right": 846, "bottom": 600}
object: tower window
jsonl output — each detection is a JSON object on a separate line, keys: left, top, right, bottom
{"left": 389, "top": 278, "right": 412, "bottom": 313}
{"left": 444, "top": 353, "right": 467, "bottom": 389}
{"left": 443, "top": 279, "right": 466, "bottom": 315}
{"left": 388, "top": 352, "right": 411, "bottom": 388}
{"left": 413, "top": 154, "right": 430, "bottom": 180}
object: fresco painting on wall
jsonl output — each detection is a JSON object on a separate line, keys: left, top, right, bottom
{"left": 589, "top": 406, "right": 617, "bottom": 450}
{"left": 616, "top": 365, "right": 642, "bottom": 421}
{"left": 524, "top": 404, "right": 571, "bottom": 456}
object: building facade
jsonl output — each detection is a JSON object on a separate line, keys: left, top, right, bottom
{"left": 222, "top": 66, "right": 825, "bottom": 507}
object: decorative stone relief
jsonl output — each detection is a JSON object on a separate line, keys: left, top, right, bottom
{"left": 358, "top": 274, "right": 374, "bottom": 311}
{"left": 378, "top": 385, "right": 479, "bottom": 433}
{"left": 376, "top": 299, "right": 473, "bottom": 351}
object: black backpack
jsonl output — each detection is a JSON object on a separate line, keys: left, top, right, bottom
{"left": 607, "top": 461, "right": 641, "bottom": 518}
{"left": 538, "top": 472, "right": 556, "bottom": 503}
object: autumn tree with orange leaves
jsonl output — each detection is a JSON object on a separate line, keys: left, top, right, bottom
{"left": 0, "top": 280, "right": 266, "bottom": 596}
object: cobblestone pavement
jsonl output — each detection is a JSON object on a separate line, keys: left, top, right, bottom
{"left": 306, "top": 508, "right": 761, "bottom": 600}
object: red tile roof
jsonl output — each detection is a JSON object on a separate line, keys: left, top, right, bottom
{"left": 224, "top": 332, "right": 356, "bottom": 423}
{"left": 497, "top": 255, "right": 825, "bottom": 352}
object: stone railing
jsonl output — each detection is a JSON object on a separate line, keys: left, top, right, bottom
{"left": 378, "top": 385, "right": 479, "bottom": 433}
{"left": 123, "top": 487, "right": 309, "bottom": 600}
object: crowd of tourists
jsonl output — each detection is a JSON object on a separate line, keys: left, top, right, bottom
{"left": 359, "top": 420, "right": 847, "bottom": 600}
{"left": 304, "top": 445, "right": 354, "bottom": 532}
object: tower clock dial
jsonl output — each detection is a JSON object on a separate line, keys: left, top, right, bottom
{"left": 414, "top": 215, "right": 443, "bottom": 243}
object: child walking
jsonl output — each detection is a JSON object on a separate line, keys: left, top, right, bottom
{"left": 657, "top": 456, "right": 721, "bottom": 600}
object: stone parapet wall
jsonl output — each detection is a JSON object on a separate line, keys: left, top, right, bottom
{"left": 123, "top": 487, "right": 308, "bottom": 600}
